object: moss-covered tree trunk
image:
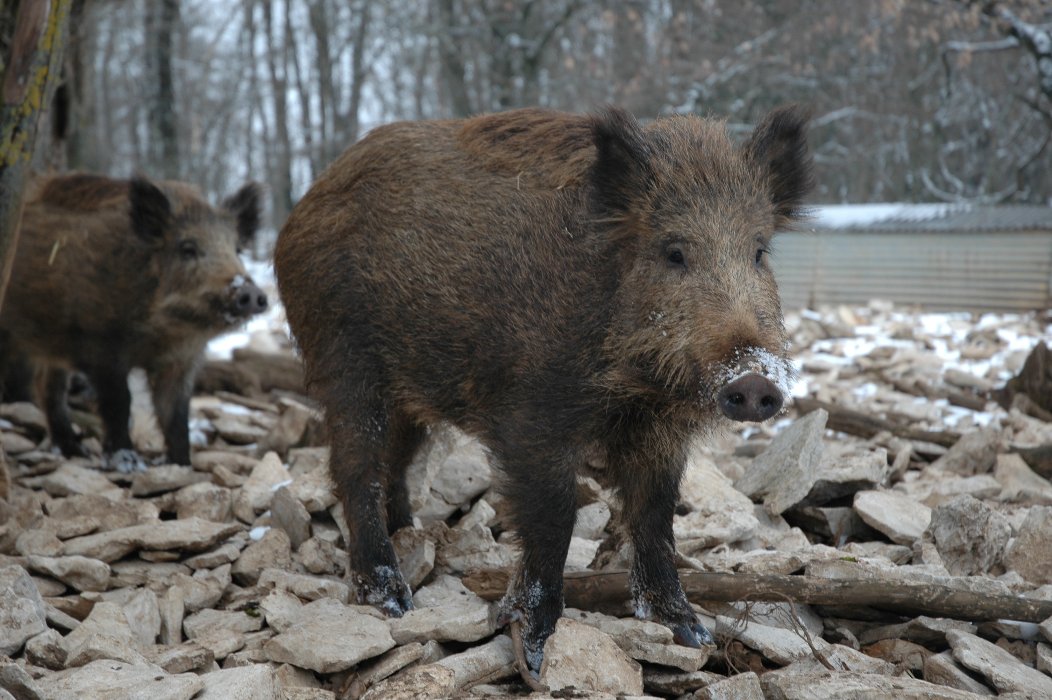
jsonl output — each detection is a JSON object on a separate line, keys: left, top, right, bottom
{"left": 0, "top": 0, "right": 72, "bottom": 311}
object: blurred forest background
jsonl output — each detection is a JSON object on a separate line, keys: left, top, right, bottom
{"left": 2, "top": 0, "right": 1051, "bottom": 239}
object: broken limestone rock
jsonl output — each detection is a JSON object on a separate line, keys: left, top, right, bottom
{"left": 34, "top": 659, "right": 203, "bottom": 699}
{"left": 62, "top": 518, "right": 241, "bottom": 563}
{"left": 361, "top": 664, "right": 456, "bottom": 700}
{"left": 854, "top": 490, "right": 932, "bottom": 545}
{"left": 173, "top": 482, "right": 233, "bottom": 522}
{"left": 735, "top": 409, "right": 826, "bottom": 514}
{"left": 737, "top": 411, "right": 889, "bottom": 515}
{"left": 922, "top": 651, "right": 995, "bottom": 696}
{"left": 432, "top": 634, "right": 517, "bottom": 689}
{"left": 196, "top": 663, "right": 278, "bottom": 700}
{"left": 25, "top": 555, "right": 110, "bottom": 593}
{"left": 1004, "top": 506, "right": 1052, "bottom": 584}
{"left": 232, "top": 451, "right": 292, "bottom": 522}
{"left": 759, "top": 669, "right": 987, "bottom": 699}
{"left": 0, "top": 565, "right": 48, "bottom": 656}
{"left": 263, "top": 598, "right": 395, "bottom": 673}
{"left": 389, "top": 575, "right": 494, "bottom": 645}
{"left": 564, "top": 608, "right": 710, "bottom": 672}
{"left": 929, "top": 427, "right": 1003, "bottom": 476}
{"left": 995, "top": 453, "right": 1052, "bottom": 505}
{"left": 696, "top": 671, "right": 763, "bottom": 700}
{"left": 232, "top": 528, "right": 292, "bottom": 586}
{"left": 540, "top": 618, "right": 643, "bottom": 696}
{"left": 675, "top": 452, "right": 758, "bottom": 550}
{"left": 271, "top": 486, "right": 312, "bottom": 549}
{"left": 947, "top": 629, "right": 1052, "bottom": 695}
{"left": 925, "top": 495, "right": 1011, "bottom": 576}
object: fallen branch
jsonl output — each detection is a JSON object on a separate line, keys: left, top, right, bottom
{"left": 876, "top": 371, "right": 988, "bottom": 412}
{"left": 794, "top": 397, "right": 961, "bottom": 448}
{"left": 462, "top": 569, "right": 1052, "bottom": 624}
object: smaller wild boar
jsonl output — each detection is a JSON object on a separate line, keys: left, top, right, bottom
{"left": 0, "top": 173, "right": 267, "bottom": 471}
{"left": 276, "top": 106, "right": 813, "bottom": 671}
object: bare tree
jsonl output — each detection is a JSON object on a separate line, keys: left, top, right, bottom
{"left": 145, "top": 0, "right": 179, "bottom": 178}
{"left": 0, "top": 0, "right": 73, "bottom": 308}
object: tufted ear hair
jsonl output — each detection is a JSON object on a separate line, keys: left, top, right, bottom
{"left": 129, "top": 176, "right": 171, "bottom": 242}
{"left": 590, "top": 107, "right": 656, "bottom": 216}
{"left": 222, "top": 182, "right": 263, "bottom": 247}
{"left": 744, "top": 105, "right": 815, "bottom": 227}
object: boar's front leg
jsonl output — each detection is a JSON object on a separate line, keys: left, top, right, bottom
{"left": 613, "top": 439, "right": 714, "bottom": 648}
{"left": 328, "top": 391, "right": 424, "bottom": 617}
{"left": 149, "top": 358, "right": 197, "bottom": 466}
{"left": 86, "top": 362, "right": 147, "bottom": 473}
{"left": 496, "top": 438, "right": 578, "bottom": 674}
{"left": 43, "top": 368, "right": 89, "bottom": 458}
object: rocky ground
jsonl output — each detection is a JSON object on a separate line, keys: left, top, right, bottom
{"left": 0, "top": 299, "right": 1051, "bottom": 699}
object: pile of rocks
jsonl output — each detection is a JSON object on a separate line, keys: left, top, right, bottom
{"left": 0, "top": 300, "right": 1049, "bottom": 699}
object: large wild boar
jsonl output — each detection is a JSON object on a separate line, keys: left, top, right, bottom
{"left": 275, "top": 106, "right": 813, "bottom": 670}
{"left": 0, "top": 173, "right": 268, "bottom": 471}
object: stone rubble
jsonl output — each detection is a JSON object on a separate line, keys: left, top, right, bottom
{"left": 0, "top": 301, "right": 1050, "bottom": 698}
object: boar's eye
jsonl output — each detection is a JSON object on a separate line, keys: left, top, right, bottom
{"left": 179, "top": 240, "right": 200, "bottom": 260}
{"left": 665, "top": 247, "right": 686, "bottom": 268}
{"left": 755, "top": 246, "right": 769, "bottom": 267}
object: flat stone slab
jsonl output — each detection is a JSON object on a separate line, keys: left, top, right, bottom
{"left": 26, "top": 555, "right": 111, "bottom": 592}
{"left": 759, "top": 669, "right": 990, "bottom": 699}
{"left": 195, "top": 664, "right": 278, "bottom": 700}
{"left": 62, "top": 518, "right": 241, "bottom": 562}
{"left": 540, "top": 618, "right": 643, "bottom": 696}
{"left": 0, "top": 565, "right": 48, "bottom": 656}
{"left": 947, "top": 629, "right": 1052, "bottom": 695}
{"left": 264, "top": 598, "right": 395, "bottom": 673}
{"left": 736, "top": 411, "right": 890, "bottom": 515}
{"left": 34, "top": 660, "right": 203, "bottom": 700}
{"left": 854, "top": 490, "right": 932, "bottom": 545}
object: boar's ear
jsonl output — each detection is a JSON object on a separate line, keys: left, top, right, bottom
{"left": 129, "top": 177, "right": 172, "bottom": 241}
{"left": 222, "top": 183, "right": 262, "bottom": 246}
{"left": 744, "top": 105, "right": 815, "bottom": 227}
{"left": 591, "top": 107, "right": 655, "bottom": 215}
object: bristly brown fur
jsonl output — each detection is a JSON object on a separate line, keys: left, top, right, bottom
{"left": 274, "top": 105, "right": 814, "bottom": 669}
{"left": 0, "top": 173, "right": 265, "bottom": 466}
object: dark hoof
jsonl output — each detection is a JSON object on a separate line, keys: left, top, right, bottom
{"left": 498, "top": 605, "right": 548, "bottom": 674}
{"left": 106, "top": 448, "right": 148, "bottom": 473}
{"left": 357, "top": 567, "right": 414, "bottom": 617}
{"left": 670, "top": 618, "right": 715, "bottom": 648}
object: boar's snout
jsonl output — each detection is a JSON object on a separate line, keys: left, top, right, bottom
{"left": 718, "top": 373, "right": 783, "bottom": 422}
{"left": 230, "top": 278, "right": 268, "bottom": 318}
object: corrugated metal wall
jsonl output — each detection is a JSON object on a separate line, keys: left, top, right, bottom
{"left": 773, "top": 229, "right": 1052, "bottom": 312}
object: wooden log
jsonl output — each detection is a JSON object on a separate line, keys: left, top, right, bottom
{"left": 195, "top": 359, "right": 263, "bottom": 398}
{"left": 231, "top": 348, "right": 304, "bottom": 394}
{"left": 462, "top": 568, "right": 1052, "bottom": 624}
{"left": 877, "top": 371, "right": 988, "bottom": 412}
{"left": 794, "top": 397, "right": 960, "bottom": 448}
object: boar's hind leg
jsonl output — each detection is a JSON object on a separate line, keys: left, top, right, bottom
{"left": 615, "top": 447, "right": 714, "bottom": 649}
{"left": 43, "top": 368, "right": 89, "bottom": 458}
{"left": 328, "top": 397, "right": 422, "bottom": 616}
{"left": 496, "top": 441, "right": 579, "bottom": 673}
{"left": 383, "top": 421, "right": 425, "bottom": 534}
